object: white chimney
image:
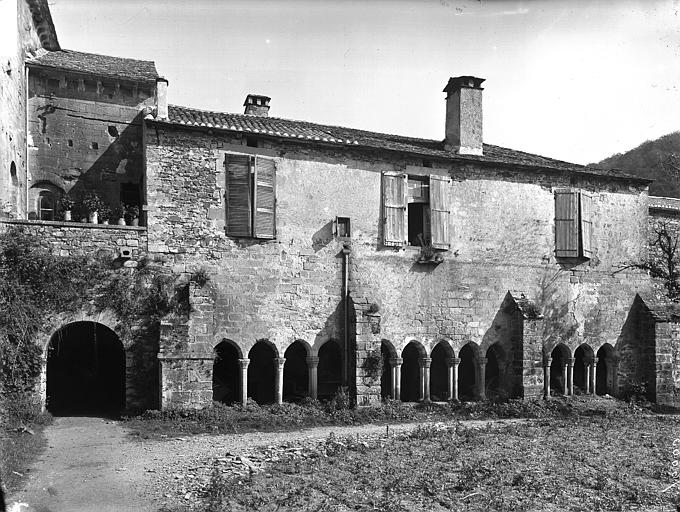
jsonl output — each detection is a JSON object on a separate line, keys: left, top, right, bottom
{"left": 155, "top": 77, "right": 169, "bottom": 120}
{"left": 443, "top": 76, "right": 484, "bottom": 156}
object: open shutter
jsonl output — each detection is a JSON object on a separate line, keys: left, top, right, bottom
{"left": 382, "top": 172, "right": 407, "bottom": 247}
{"left": 253, "top": 156, "right": 276, "bottom": 239}
{"left": 580, "top": 191, "right": 593, "bottom": 258}
{"left": 225, "top": 153, "right": 252, "bottom": 237}
{"left": 430, "top": 175, "right": 450, "bottom": 249}
{"left": 554, "top": 189, "right": 579, "bottom": 258}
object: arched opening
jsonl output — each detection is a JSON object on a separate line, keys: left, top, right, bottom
{"left": 430, "top": 342, "right": 452, "bottom": 401}
{"left": 381, "top": 340, "right": 396, "bottom": 400}
{"left": 400, "top": 341, "right": 423, "bottom": 402}
{"left": 212, "top": 340, "right": 240, "bottom": 404}
{"left": 317, "top": 340, "right": 342, "bottom": 400}
{"left": 573, "top": 344, "right": 593, "bottom": 394}
{"left": 38, "top": 190, "right": 55, "bottom": 220}
{"left": 458, "top": 343, "right": 478, "bottom": 401}
{"left": 596, "top": 344, "right": 615, "bottom": 396}
{"left": 248, "top": 341, "right": 276, "bottom": 404}
{"left": 550, "top": 344, "right": 570, "bottom": 395}
{"left": 283, "top": 341, "right": 308, "bottom": 402}
{"left": 485, "top": 344, "right": 503, "bottom": 400}
{"left": 46, "top": 322, "right": 125, "bottom": 416}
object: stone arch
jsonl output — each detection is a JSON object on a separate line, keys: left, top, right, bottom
{"left": 317, "top": 339, "right": 342, "bottom": 400}
{"left": 485, "top": 343, "right": 506, "bottom": 400}
{"left": 430, "top": 340, "right": 454, "bottom": 401}
{"left": 573, "top": 343, "right": 594, "bottom": 393}
{"left": 248, "top": 340, "right": 277, "bottom": 404}
{"left": 549, "top": 343, "right": 571, "bottom": 395}
{"left": 213, "top": 339, "right": 242, "bottom": 404}
{"left": 46, "top": 321, "right": 125, "bottom": 416}
{"left": 596, "top": 343, "right": 616, "bottom": 396}
{"left": 400, "top": 340, "right": 425, "bottom": 402}
{"left": 380, "top": 339, "right": 398, "bottom": 400}
{"left": 283, "top": 340, "right": 309, "bottom": 402}
{"left": 458, "top": 342, "right": 479, "bottom": 401}
{"left": 28, "top": 181, "right": 63, "bottom": 221}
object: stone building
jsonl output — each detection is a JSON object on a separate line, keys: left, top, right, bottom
{"left": 1, "top": 0, "right": 679, "bottom": 414}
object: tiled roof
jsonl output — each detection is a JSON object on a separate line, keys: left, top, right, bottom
{"left": 26, "top": 0, "right": 60, "bottom": 51}
{"left": 155, "top": 105, "right": 648, "bottom": 182}
{"left": 27, "top": 49, "right": 159, "bottom": 84}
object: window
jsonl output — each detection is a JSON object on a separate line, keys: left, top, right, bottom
{"left": 120, "top": 182, "right": 140, "bottom": 207}
{"left": 335, "top": 216, "right": 351, "bottom": 238}
{"left": 382, "top": 172, "right": 450, "bottom": 248}
{"left": 554, "top": 188, "right": 593, "bottom": 259}
{"left": 225, "top": 153, "right": 276, "bottom": 239}
{"left": 38, "top": 191, "right": 55, "bottom": 220}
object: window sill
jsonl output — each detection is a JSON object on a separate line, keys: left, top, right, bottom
{"left": 0, "top": 218, "right": 146, "bottom": 231}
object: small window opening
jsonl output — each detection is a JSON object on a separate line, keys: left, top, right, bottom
{"left": 246, "top": 137, "right": 259, "bottom": 148}
{"left": 91, "top": 142, "right": 98, "bottom": 150}
{"left": 38, "top": 191, "right": 55, "bottom": 221}
{"left": 407, "top": 176, "right": 430, "bottom": 246}
{"left": 67, "top": 139, "right": 73, "bottom": 147}
{"left": 423, "top": 159, "right": 432, "bottom": 168}
{"left": 107, "top": 126, "right": 119, "bottom": 137}
{"left": 335, "top": 216, "right": 351, "bottom": 238}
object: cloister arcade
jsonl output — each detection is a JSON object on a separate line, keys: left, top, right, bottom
{"left": 544, "top": 342, "right": 617, "bottom": 397}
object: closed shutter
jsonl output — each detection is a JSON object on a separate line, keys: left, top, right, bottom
{"left": 253, "top": 156, "right": 276, "bottom": 239}
{"left": 225, "top": 153, "right": 252, "bottom": 237}
{"left": 580, "top": 191, "right": 593, "bottom": 258}
{"left": 382, "top": 172, "right": 407, "bottom": 246}
{"left": 430, "top": 175, "right": 450, "bottom": 249}
{"left": 554, "top": 189, "right": 579, "bottom": 258}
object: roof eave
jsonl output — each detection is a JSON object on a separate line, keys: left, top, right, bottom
{"left": 26, "top": 61, "right": 158, "bottom": 86}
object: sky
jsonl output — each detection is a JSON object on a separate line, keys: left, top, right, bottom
{"left": 47, "top": 0, "right": 680, "bottom": 165}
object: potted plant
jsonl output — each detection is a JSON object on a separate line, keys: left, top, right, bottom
{"left": 59, "top": 194, "right": 75, "bottom": 221}
{"left": 99, "top": 203, "right": 111, "bottom": 225}
{"left": 112, "top": 205, "right": 126, "bottom": 225}
{"left": 415, "top": 234, "right": 444, "bottom": 264}
{"left": 81, "top": 191, "right": 105, "bottom": 224}
{"left": 124, "top": 203, "right": 140, "bottom": 226}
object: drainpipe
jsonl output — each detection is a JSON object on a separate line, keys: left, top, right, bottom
{"left": 341, "top": 243, "right": 351, "bottom": 389}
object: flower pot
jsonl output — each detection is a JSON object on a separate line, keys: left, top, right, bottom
{"left": 88, "top": 211, "right": 98, "bottom": 224}
{"left": 101, "top": 219, "right": 109, "bottom": 225}
{"left": 63, "top": 210, "right": 72, "bottom": 221}
{"left": 117, "top": 218, "right": 126, "bottom": 226}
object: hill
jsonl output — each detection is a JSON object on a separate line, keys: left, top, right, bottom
{"left": 595, "top": 132, "right": 680, "bottom": 198}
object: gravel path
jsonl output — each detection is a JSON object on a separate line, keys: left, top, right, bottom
{"left": 7, "top": 416, "right": 525, "bottom": 511}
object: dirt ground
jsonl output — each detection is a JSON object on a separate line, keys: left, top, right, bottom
{"left": 7, "top": 415, "right": 516, "bottom": 511}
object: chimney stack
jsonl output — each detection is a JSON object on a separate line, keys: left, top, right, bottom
{"left": 155, "top": 76, "right": 169, "bottom": 120}
{"left": 443, "top": 76, "right": 484, "bottom": 155}
{"left": 244, "top": 94, "right": 271, "bottom": 116}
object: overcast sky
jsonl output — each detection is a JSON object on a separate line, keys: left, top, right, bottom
{"left": 48, "top": 0, "right": 680, "bottom": 165}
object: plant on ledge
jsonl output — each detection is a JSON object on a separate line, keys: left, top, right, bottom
{"left": 58, "top": 194, "right": 75, "bottom": 221}
{"left": 80, "top": 191, "right": 105, "bottom": 224}
{"left": 415, "top": 234, "right": 444, "bottom": 264}
{"left": 123, "top": 203, "right": 140, "bottom": 226}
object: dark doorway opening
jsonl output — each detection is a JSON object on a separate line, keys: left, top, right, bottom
{"left": 550, "top": 345, "right": 569, "bottom": 395}
{"left": 381, "top": 340, "right": 396, "bottom": 400}
{"left": 458, "top": 343, "right": 477, "bottom": 401}
{"left": 400, "top": 342, "right": 422, "bottom": 402}
{"left": 213, "top": 340, "right": 240, "bottom": 404}
{"left": 485, "top": 344, "right": 502, "bottom": 400}
{"left": 573, "top": 344, "right": 592, "bottom": 394}
{"left": 248, "top": 341, "right": 276, "bottom": 404}
{"left": 318, "top": 340, "right": 342, "bottom": 400}
{"left": 430, "top": 343, "right": 450, "bottom": 401}
{"left": 283, "top": 341, "right": 308, "bottom": 402}
{"left": 46, "top": 322, "right": 125, "bottom": 416}
{"left": 596, "top": 344, "right": 615, "bottom": 396}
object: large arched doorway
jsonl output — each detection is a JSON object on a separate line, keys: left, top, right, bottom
{"left": 213, "top": 340, "right": 240, "bottom": 404}
{"left": 283, "top": 341, "right": 308, "bottom": 402}
{"left": 46, "top": 322, "right": 125, "bottom": 416}
{"left": 318, "top": 340, "right": 342, "bottom": 400}
{"left": 550, "top": 344, "right": 570, "bottom": 395}
{"left": 596, "top": 344, "right": 616, "bottom": 396}
{"left": 248, "top": 341, "right": 276, "bottom": 404}
{"left": 485, "top": 344, "right": 503, "bottom": 400}
{"left": 573, "top": 344, "right": 593, "bottom": 394}
{"left": 400, "top": 341, "right": 423, "bottom": 402}
{"left": 430, "top": 341, "right": 452, "bottom": 401}
{"left": 458, "top": 343, "right": 477, "bottom": 401}
{"left": 381, "top": 340, "right": 397, "bottom": 400}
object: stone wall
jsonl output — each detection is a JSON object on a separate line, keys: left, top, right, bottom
{"left": 145, "top": 121, "right": 653, "bottom": 408}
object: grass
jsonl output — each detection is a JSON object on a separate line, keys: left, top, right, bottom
{"left": 201, "top": 414, "right": 680, "bottom": 511}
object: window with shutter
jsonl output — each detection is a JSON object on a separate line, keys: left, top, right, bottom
{"left": 429, "top": 175, "right": 451, "bottom": 249}
{"left": 225, "top": 153, "right": 252, "bottom": 237}
{"left": 253, "top": 156, "right": 276, "bottom": 239}
{"left": 554, "top": 188, "right": 593, "bottom": 259}
{"left": 382, "top": 172, "right": 407, "bottom": 246}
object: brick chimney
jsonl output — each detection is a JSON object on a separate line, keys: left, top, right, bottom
{"left": 443, "top": 76, "right": 484, "bottom": 155}
{"left": 155, "top": 76, "right": 169, "bottom": 120}
{"left": 244, "top": 94, "right": 271, "bottom": 116}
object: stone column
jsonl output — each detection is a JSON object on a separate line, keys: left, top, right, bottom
{"left": 584, "top": 360, "right": 591, "bottom": 394}
{"left": 275, "top": 357, "right": 286, "bottom": 405}
{"left": 447, "top": 357, "right": 461, "bottom": 401}
{"left": 561, "top": 362, "right": 568, "bottom": 396}
{"left": 591, "top": 357, "right": 598, "bottom": 395}
{"left": 393, "top": 357, "right": 403, "bottom": 401}
{"left": 544, "top": 357, "right": 552, "bottom": 399}
{"left": 567, "top": 358, "right": 575, "bottom": 396}
{"left": 478, "top": 357, "right": 487, "bottom": 400}
{"left": 421, "top": 357, "right": 432, "bottom": 402}
{"left": 238, "top": 358, "right": 250, "bottom": 406}
{"left": 307, "top": 356, "right": 319, "bottom": 400}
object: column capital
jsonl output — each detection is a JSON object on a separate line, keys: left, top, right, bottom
{"left": 447, "top": 357, "right": 461, "bottom": 366}
{"left": 306, "top": 356, "right": 319, "bottom": 366}
{"left": 544, "top": 357, "right": 552, "bottom": 366}
{"left": 390, "top": 357, "right": 403, "bottom": 366}
{"left": 420, "top": 357, "right": 432, "bottom": 368}
{"left": 238, "top": 358, "right": 250, "bottom": 369}
{"left": 591, "top": 357, "right": 599, "bottom": 364}
{"left": 567, "top": 357, "right": 575, "bottom": 367}
{"left": 478, "top": 357, "right": 488, "bottom": 366}
{"left": 275, "top": 357, "right": 286, "bottom": 367}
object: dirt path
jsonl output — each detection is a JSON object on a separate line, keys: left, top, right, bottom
{"left": 7, "top": 416, "right": 525, "bottom": 511}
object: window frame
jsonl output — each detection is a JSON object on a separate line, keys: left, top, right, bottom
{"left": 554, "top": 188, "right": 593, "bottom": 260}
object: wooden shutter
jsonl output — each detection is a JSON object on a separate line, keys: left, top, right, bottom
{"left": 429, "top": 175, "right": 450, "bottom": 249}
{"left": 554, "top": 189, "right": 579, "bottom": 258}
{"left": 225, "top": 153, "right": 252, "bottom": 237}
{"left": 382, "top": 172, "right": 407, "bottom": 247}
{"left": 580, "top": 191, "right": 593, "bottom": 258}
{"left": 253, "top": 156, "right": 276, "bottom": 239}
